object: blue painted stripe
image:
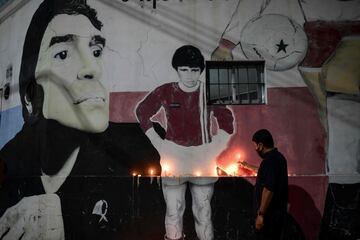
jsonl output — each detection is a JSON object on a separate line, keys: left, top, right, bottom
{"left": 0, "top": 0, "right": 11, "bottom": 8}
{"left": 0, "top": 105, "right": 23, "bottom": 149}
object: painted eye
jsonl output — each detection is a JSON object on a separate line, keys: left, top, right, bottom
{"left": 54, "top": 50, "right": 68, "bottom": 60}
{"left": 93, "top": 49, "right": 103, "bottom": 58}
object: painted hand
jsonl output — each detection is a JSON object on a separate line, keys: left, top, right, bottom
{"left": 0, "top": 194, "right": 64, "bottom": 240}
{"left": 210, "top": 46, "right": 233, "bottom": 61}
{"left": 146, "top": 128, "right": 231, "bottom": 177}
{"left": 145, "top": 127, "right": 164, "bottom": 150}
{"left": 160, "top": 130, "right": 231, "bottom": 177}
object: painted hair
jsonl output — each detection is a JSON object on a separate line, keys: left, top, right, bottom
{"left": 171, "top": 45, "right": 205, "bottom": 73}
{"left": 252, "top": 129, "right": 274, "bottom": 148}
{"left": 19, "top": 0, "right": 103, "bottom": 122}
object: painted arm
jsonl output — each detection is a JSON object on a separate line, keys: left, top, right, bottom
{"left": 256, "top": 187, "right": 274, "bottom": 230}
{"left": 211, "top": 106, "right": 235, "bottom": 134}
{"left": 135, "top": 86, "right": 165, "bottom": 133}
{"left": 211, "top": 0, "right": 242, "bottom": 61}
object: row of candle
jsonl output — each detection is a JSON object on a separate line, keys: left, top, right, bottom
{"left": 131, "top": 153, "right": 257, "bottom": 185}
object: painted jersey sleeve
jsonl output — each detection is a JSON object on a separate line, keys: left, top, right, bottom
{"left": 136, "top": 85, "right": 166, "bottom": 132}
{"left": 211, "top": 106, "right": 234, "bottom": 134}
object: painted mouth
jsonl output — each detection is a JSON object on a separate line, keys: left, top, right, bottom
{"left": 73, "top": 96, "right": 105, "bottom": 105}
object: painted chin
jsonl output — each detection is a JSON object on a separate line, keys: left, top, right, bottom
{"left": 76, "top": 107, "right": 109, "bottom": 133}
{"left": 183, "top": 80, "right": 197, "bottom": 87}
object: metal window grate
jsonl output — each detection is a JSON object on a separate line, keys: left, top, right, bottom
{"left": 206, "top": 61, "right": 266, "bottom": 105}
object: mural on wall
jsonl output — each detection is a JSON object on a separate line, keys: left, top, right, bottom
{"left": 136, "top": 45, "right": 235, "bottom": 239}
{"left": 0, "top": 0, "right": 160, "bottom": 239}
{"left": 299, "top": 21, "right": 360, "bottom": 184}
{"left": 209, "top": 0, "right": 359, "bottom": 239}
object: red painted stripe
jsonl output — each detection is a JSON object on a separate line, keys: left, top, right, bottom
{"left": 110, "top": 87, "right": 326, "bottom": 175}
{"left": 109, "top": 92, "right": 147, "bottom": 122}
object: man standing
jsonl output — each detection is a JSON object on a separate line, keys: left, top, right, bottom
{"left": 242, "top": 129, "right": 288, "bottom": 240}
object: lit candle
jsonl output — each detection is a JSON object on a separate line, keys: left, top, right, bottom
{"left": 149, "top": 169, "right": 154, "bottom": 184}
{"left": 137, "top": 174, "right": 141, "bottom": 188}
{"left": 132, "top": 172, "right": 136, "bottom": 190}
{"left": 132, "top": 172, "right": 136, "bottom": 217}
{"left": 226, "top": 164, "right": 238, "bottom": 177}
{"left": 157, "top": 176, "right": 161, "bottom": 189}
{"left": 163, "top": 164, "right": 169, "bottom": 177}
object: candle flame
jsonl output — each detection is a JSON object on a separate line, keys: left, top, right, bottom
{"left": 226, "top": 163, "right": 238, "bottom": 176}
{"left": 163, "top": 164, "right": 170, "bottom": 172}
{"left": 132, "top": 172, "right": 137, "bottom": 176}
{"left": 149, "top": 169, "right": 154, "bottom": 175}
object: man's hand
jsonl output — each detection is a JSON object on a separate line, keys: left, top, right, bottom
{"left": 0, "top": 194, "right": 64, "bottom": 240}
{"left": 255, "top": 188, "right": 274, "bottom": 231}
{"left": 238, "top": 161, "right": 249, "bottom": 168}
{"left": 238, "top": 161, "right": 259, "bottom": 173}
{"left": 255, "top": 214, "right": 264, "bottom": 230}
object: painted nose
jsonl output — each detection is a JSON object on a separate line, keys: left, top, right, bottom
{"left": 77, "top": 61, "right": 99, "bottom": 80}
{"left": 77, "top": 49, "right": 101, "bottom": 80}
{"left": 80, "top": 73, "right": 94, "bottom": 80}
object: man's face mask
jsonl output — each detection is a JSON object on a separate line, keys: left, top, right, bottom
{"left": 255, "top": 142, "right": 266, "bottom": 159}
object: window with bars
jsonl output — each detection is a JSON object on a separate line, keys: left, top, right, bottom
{"left": 206, "top": 61, "right": 266, "bottom": 105}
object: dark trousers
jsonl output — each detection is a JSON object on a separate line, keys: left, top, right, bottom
{"left": 256, "top": 227, "right": 283, "bottom": 240}
{"left": 256, "top": 213, "right": 286, "bottom": 240}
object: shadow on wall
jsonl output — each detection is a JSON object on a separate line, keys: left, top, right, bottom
{"left": 213, "top": 179, "right": 305, "bottom": 240}
{"left": 288, "top": 185, "right": 321, "bottom": 240}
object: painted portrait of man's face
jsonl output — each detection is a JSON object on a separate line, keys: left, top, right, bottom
{"left": 177, "top": 66, "right": 201, "bottom": 89}
{"left": 35, "top": 14, "right": 109, "bottom": 133}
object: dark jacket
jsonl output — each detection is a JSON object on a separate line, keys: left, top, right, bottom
{"left": 0, "top": 119, "right": 160, "bottom": 239}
